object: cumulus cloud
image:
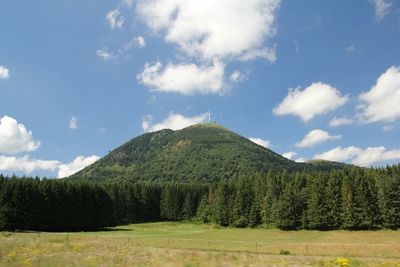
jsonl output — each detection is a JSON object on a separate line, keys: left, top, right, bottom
{"left": 58, "top": 155, "right": 100, "bottom": 178}
{"left": 314, "top": 146, "right": 400, "bottom": 167}
{"left": 249, "top": 138, "right": 271, "bottom": 148}
{"left": 282, "top": 151, "right": 297, "bottom": 160}
{"left": 313, "top": 146, "right": 363, "bottom": 162}
{"left": 0, "top": 155, "right": 60, "bottom": 173}
{"left": 135, "top": 36, "right": 146, "bottom": 48}
{"left": 239, "top": 47, "right": 277, "bottom": 63}
{"left": 273, "top": 82, "right": 349, "bottom": 122}
{"left": 0, "top": 116, "right": 40, "bottom": 153}
{"left": 329, "top": 116, "right": 354, "bottom": 127}
{"left": 357, "top": 66, "right": 400, "bottom": 123}
{"left": 106, "top": 9, "right": 125, "bottom": 29}
{"left": 136, "top": 0, "right": 280, "bottom": 61}
{"left": 0, "top": 65, "right": 10, "bottom": 80}
{"left": 96, "top": 47, "right": 119, "bottom": 61}
{"left": 142, "top": 112, "right": 209, "bottom": 132}
{"left": 137, "top": 61, "right": 225, "bottom": 95}
{"left": 295, "top": 157, "right": 307, "bottom": 163}
{"left": 123, "top": 36, "right": 147, "bottom": 50}
{"left": 229, "top": 70, "right": 246, "bottom": 83}
{"left": 370, "top": 0, "right": 391, "bottom": 20}
{"left": 295, "top": 129, "right": 341, "bottom": 148}
{"left": 68, "top": 116, "right": 77, "bottom": 129}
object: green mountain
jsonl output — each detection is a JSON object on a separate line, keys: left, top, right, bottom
{"left": 70, "top": 124, "right": 349, "bottom": 182}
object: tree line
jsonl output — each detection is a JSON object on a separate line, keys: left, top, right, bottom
{"left": 0, "top": 164, "right": 399, "bottom": 231}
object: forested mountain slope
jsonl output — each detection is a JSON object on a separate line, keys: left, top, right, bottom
{"left": 70, "top": 124, "right": 350, "bottom": 182}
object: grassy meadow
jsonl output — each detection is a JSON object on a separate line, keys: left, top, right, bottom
{"left": 1, "top": 222, "right": 400, "bottom": 266}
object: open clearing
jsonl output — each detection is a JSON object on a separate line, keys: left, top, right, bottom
{"left": 1, "top": 222, "right": 400, "bottom": 266}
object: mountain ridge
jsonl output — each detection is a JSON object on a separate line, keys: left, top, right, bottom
{"left": 70, "top": 123, "right": 351, "bottom": 182}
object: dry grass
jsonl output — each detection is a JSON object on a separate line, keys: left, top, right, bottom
{"left": 1, "top": 222, "right": 400, "bottom": 267}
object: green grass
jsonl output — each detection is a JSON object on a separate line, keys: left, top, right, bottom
{"left": 1, "top": 222, "right": 400, "bottom": 266}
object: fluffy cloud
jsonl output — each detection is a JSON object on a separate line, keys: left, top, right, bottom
{"left": 313, "top": 146, "right": 362, "bottom": 162}
{"left": 229, "top": 71, "right": 246, "bottom": 83}
{"left": 58, "top": 155, "right": 100, "bottom": 178}
{"left": 68, "top": 116, "right": 77, "bottom": 129}
{"left": 137, "top": 61, "right": 225, "bottom": 95}
{"left": 97, "top": 47, "right": 118, "bottom": 61}
{"left": 0, "top": 116, "right": 40, "bottom": 153}
{"left": 142, "top": 112, "right": 209, "bottom": 132}
{"left": 282, "top": 151, "right": 297, "bottom": 160}
{"left": 295, "top": 157, "right": 307, "bottom": 163}
{"left": 314, "top": 146, "right": 400, "bottom": 167}
{"left": 329, "top": 116, "right": 354, "bottom": 127}
{"left": 106, "top": 9, "right": 125, "bottom": 29}
{"left": 0, "top": 156, "right": 60, "bottom": 173}
{"left": 239, "top": 46, "right": 277, "bottom": 63}
{"left": 295, "top": 129, "right": 341, "bottom": 148}
{"left": 0, "top": 65, "right": 10, "bottom": 80}
{"left": 135, "top": 36, "right": 146, "bottom": 48}
{"left": 249, "top": 138, "right": 271, "bottom": 148}
{"left": 137, "top": 0, "right": 280, "bottom": 61}
{"left": 370, "top": 0, "right": 391, "bottom": 20}
{"left": 273, "top": 82, "right": 349, "bottom": 122}
{"left": 357, "top": 66, "right": 400, "bottom": 123}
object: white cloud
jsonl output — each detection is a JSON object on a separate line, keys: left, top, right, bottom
{"left": 329, "top": 116, "right": 354, "bottom": 127}
{"left": 142, "top": 112, "right": 209, "bottom": 132}
{"left": 0, "top": 116, "right": 40, "bottom": 153}
{"left": 68, "top": 116, "right": 77, "bottom": 129}
{"left": 282, "top": 151, "right": 297, "bottom": 160}
{"left": 239, "top": 46, "right": 277, "bottom": 63}
{"left": 123, "top": 36, "right": 147, "bottom": 50}
{"left": 137, "top": 0, "right": 280, "bottom": 61}
{"left": 313, "top": 146, "right": 362, "bottom": 162}
{"left": 229, "top": 70, "right": 246, "bottom": 83}
{"left": 106, "top": 9, "right": 125, "bottom": 29}
{"left": 295, "top": 157, "right": 307, "bottom": 163}
{"left": 352, "top": 147, "right": 400, "bottom": 166}
{"left": 97, "top": 47, "right": 119, "bottom": 61}
{"left": 137, "top": 61, "right": 225, "bottom": 95}
{"left": 357, "top": 66, "right": 400, "bottom": 123}
{"left": 370, "top": 0, "right": 391, "bottom": 20}
{"left": 135, "top": 36, "right": 146, "bottom": 48}
{"left": 58, "top": 155, "right": 100, "bottom": 178}
{"left": 249, "top": 137, "right": 271, "bottom": 148}
{"left": 0, "top": 66, "right": 10, "bottom": 80}
{"left": 0, "top": 155, "right": 60, "bottom": 173}
{"left": 295, "top": 129, "right": 341, "bottom": 148}
{"left": 314, "top": 145, "right": 400, "bottom": 167}
{"left": 273, "top": 82, "right": 349, "bottom": 122}
{"left": 121, "top": 0, "right": 134, "bottom": 8}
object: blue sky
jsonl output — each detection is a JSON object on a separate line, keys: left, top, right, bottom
{"left": 1, "top": 0, "right": 400, "bottom": 177}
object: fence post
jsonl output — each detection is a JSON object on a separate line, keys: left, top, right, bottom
{"left": 306, "top": 244, "right": 309, "bottom": 255}
{"left": 208, "top": 240, "right": 211, "bottom": 249}
{"left": 256, "top": 242, "right": 258, "bottom": 253}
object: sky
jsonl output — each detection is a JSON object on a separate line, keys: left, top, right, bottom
{"left": 1, "top": 0, "right": 400, "bottom": 178}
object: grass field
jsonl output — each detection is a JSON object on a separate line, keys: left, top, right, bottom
{"left": 1, "top": 222, "right": 400, "bottom": 266}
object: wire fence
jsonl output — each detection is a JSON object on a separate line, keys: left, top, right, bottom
{"left": 28, "top": 232, "right": 400, "bottom": 259}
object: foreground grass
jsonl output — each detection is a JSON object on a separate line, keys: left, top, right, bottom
{"left": 1, "top": 222, "right": 400, "bottom": 266}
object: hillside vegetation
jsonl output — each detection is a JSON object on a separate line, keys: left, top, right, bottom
{"left": 70, "top": 124, "right": 347, "bottom": 182}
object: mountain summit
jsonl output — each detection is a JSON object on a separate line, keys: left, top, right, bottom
{"left": 70, "top": 124, "right": 346, "bottom": 182}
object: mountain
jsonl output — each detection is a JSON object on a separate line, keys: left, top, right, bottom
{"left": 70, "top": 123, "right": 349, "bottom": 182}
